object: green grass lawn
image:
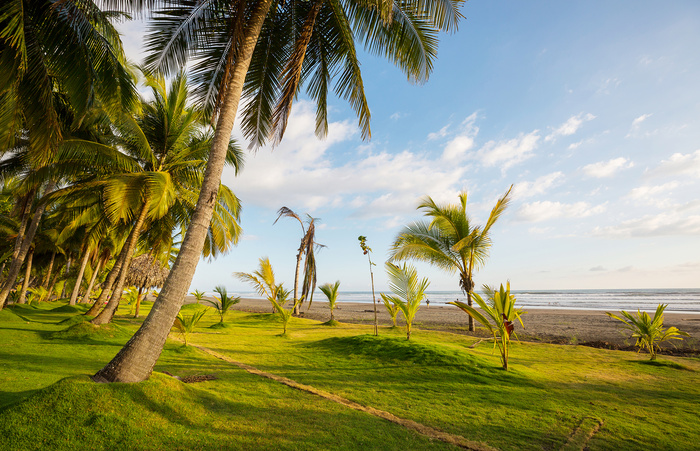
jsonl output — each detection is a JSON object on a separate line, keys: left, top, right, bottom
{"left": 1, "top": 301, "right": 698, "bottom": 450}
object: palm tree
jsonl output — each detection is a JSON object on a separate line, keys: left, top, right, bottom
{"left": 450, "top": 282, "right": 525, "bottom": 370}
{"left": 382, "top": 262, "right": 429, "bottom": 340}
{"left": 607, "top": 304, "right": 690, "bottom": 361}
{"left": 205, "top": 285, "right": 241, "bottom": 326}
{"left": 235, "top": 257, "right": 282, "bottom": 313}
{"left": 358, "top": 235, "right": 379, "bottom": 335}
{"left": 274, "top": 208, "right": 324, "bottom": 314}
{"left": 46, "top": 73, "right": 243, "bottom": 324}
{"left": 0, "top": 0, "right": 136, "bottom": 160}
{"left": 379, "top": 293, "right": 400, "bottom": 327}
{"left": 95, "top": 0, "right": 464, "bottom": 382}
{"left": 389, "top": 187, "right": 512, "bottom": 331}
{"left": 319, "top": 280, "right": 341, "bottom": 323}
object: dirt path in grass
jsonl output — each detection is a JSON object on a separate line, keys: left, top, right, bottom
{"left": 190, "top": 343, "right": 498, "bottom": 451}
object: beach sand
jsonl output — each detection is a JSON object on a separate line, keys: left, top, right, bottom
{"left": 196, "top": 296, "right": 700, "bottom": 352}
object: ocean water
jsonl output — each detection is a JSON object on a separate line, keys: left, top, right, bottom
{"left": 225, "top": 289, "right": 700, "bottom": 313}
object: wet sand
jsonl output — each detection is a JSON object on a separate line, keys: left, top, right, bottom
{"left": 199, "top": 296, "right": 700, "bottom": 348}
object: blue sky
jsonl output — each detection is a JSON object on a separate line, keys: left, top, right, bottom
{"left": 118, "top": 0, "right": 700, "bottom": 292}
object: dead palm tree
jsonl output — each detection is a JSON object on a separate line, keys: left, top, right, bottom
{"left": 274, "top": 207, "right": 324, "bottom": 314}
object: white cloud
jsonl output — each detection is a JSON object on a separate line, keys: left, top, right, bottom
{"left": 428, "top": 124, "right": 451, "bottom": 140}
{"left": 515, "top": 201, "right": 606, "bottom": 222}
{"left": 227, "top": 101, "right": 468, "bottom": 218}
{"left": 512, "top": 172, "right": 564, "bottom": 199}
{"left": 626, "top": 113, "right": 652, "bottom": 138}
{"left": 597, "top": 77, "right": 621, "bottom": 95}
{"left": 626, "top": 182, "right": 679, "bottom": 206}
{"left": 390, "top": 112, "right": 406, "bottom": 121}
{"left": 592, "top": 212, "right": 700, "bottom": 238}
{"left": 440, "top": 113, "right": 479, "bottom": 162}
{"left": 646, "top": 149, "right": 700, "bottom": 178}
{"left": 582, "top": 157, "right": 634, "bottom": 178}
{"left": 473, "top": 130, "right": 540, "bottom": 170}
{"left": 545, "top": 113, "right": 595, "bottom": 142}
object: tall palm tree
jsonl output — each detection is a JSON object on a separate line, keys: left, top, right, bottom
{"left": 94, "top": 0, "right": 463, "bottom": 382}
{"left": 274, "top": 207, "right": 324, "bottom": 314}
{"left": 0, "top": 0, "right": 136, "bottom": 160}
{"left": 389, "top": 187, "right": 512, "bottom": 331}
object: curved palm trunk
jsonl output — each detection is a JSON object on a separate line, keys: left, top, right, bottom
{"left": 69, "top": 246, "right": 91, "bottom": 305}
{"left": 17, "top": 247, "right": 34, "bottom": 304}
{"left": 0, "top": 183, "right": 54, "bottom": 308}
{"left": 93, "top": 0, "right": 274, "bottom": 383}
{"left": 293, "top": 247, "right": 302, "bottom": 315}
{"left": 84, "top": 252, "right": 125, "bottom": 316}
{"left": 60, "top": 256, "right": 72, "bottom": 299}
{"left": 42, "top": 252, "right": 56, "bottom": 288}
{"left": 368, "top": 255, "right": 378, "bottom": 337}
{"left": 81, "top": 252, "right": 108, "bottom": 304}
{"left": 134, "top": 285, "right": 144, "bottom": 318}
{"left": 92, "top": 203, "right": 149, "bottom": 325}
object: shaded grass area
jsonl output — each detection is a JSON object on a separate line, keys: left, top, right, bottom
{"left": 1, "top": 301, "right": 699, "bottom": 451}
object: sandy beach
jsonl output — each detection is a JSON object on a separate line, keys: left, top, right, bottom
{"left": 195, "top": 296, "right": 700, "bottom": 352}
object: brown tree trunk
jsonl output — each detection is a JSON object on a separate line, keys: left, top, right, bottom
{"left": 0, "top": 183, "right": 54, "bottom": 308}
{"left": 81, "top": 252, "right": 108, "bottom": 304}
{"left": 69, "top": 245, "right": 91, "bottom": 305}
{"left": 18, "top": 247, "right": 34, "bottom": 304}
{"left": 92, "top": 203, "right": 150, "bottom": 325}
{"left": 293, "top": 248, "right": 302, "bottom": 315}
{"left": 84, "top": 252, "right": 125, "bottom": 317}
{"left": 93, "top": 0, "right": 274, "bottom": 383}
{"left": 59, "top": 255, "right": 72, "bottom": 299}
{"left": 134, "top": 285, "right": 144, "bottom": 318}
{"left": 42, "top": 252, "right": 56, "bottom": 288}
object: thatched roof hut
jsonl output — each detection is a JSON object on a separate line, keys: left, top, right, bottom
{"left": 125, "top": 254, "right": 170, "bottom": 290}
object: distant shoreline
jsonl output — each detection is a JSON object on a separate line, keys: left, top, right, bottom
{"left": 185, "top": 296, "right": 700, "bottom": 349}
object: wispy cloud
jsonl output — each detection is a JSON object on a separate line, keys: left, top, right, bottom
{"left": 440, "top": 113, "right": 478, "bottom": 162}
{"left": 545, "top": 113, "right": 595, "bottom": 142}
{"left": 512, "top": 172, "right": 564, "bottom": 199}
{"left": 626, "top": 113, "right": 652, "bottom": 138}
{"left": 473, "top": 130, "right": 540, "bottom": 170}
{"left": 515, "top": 201, "right": 606, "bottom": 222}
{"left": 646, "top": 149, "right": 700, "bottom": 178}
{"left": 582, "top": 157, "right": 634, "bottom": 178}
{"left": 592, "top": 212, "right": 700, "bottom": 237}
{"left": 626, "top": 182, "right": 679, "bottom": 206}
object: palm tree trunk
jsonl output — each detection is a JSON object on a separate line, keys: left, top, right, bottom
{"left": 84, "top": 252, "right": 125, "bottom": 317}
{"left": 293, "top": 247, "right": 302, "bottom": 315}
{"left": 69, "top": 245, "right": 91, "bottom": 305}
{"left": 81, "top": 252, "right": 108, "bottom": 304}
{"left": 0, "top": 183, "right": 54, "bottom": 308}
{"left": 92, "top": 203, "right": 150, "bottom": 325}
{"left": 17, "top": 247, "right": 34, "bottom": 304}
{"left": 60, "top": 256, "right": 72, "bottom": 299}
{"left": 42, "top": 252, "right": 56, "bottom": 288}
{"left": 368, "top": 254, "right": 378, "bottom": 336}
{"left": 134, "top": 285, "right": 144, "bottom": 318}
{"left": 93, "top": 0, "right": 274, "bottom": 383}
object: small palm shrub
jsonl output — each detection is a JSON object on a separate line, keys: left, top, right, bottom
{"left": 174, "top": 309, "right": 208, "bottom": 346}
{"left": 449, "top": 282, "right": 525, "bottom": 370}
{"left": 383, "top": 262, "right": 429, "bottom": 340}
{"left": 379, "top": 293, "right": 400, "bottom": 327}
{"left": 607, "top": 304, "right": 689, "bottom": 360}
{"left": 319, "top": 281, "right": 341, "bottom": 324}
{"left": 205, "top": 286, "right": 240, "bottom": 326}
{"left": 269, "top": 286, "right": 302, "bottom": 336}
{"left": 27, "top": 287, "right": 51, "bottom": 304}
{"left": 190, "top": 289, "right": 206, "bottom": 304}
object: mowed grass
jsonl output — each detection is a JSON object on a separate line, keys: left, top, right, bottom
{"left": 1, "top": 301, "right": 699, "bottom": 451}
